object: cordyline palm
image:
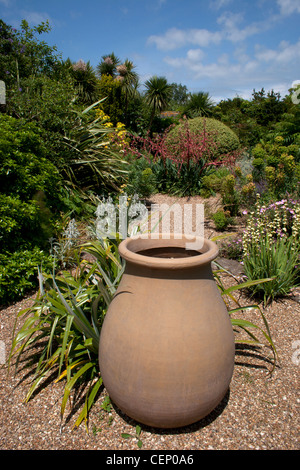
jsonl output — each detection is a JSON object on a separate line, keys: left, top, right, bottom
{"left": 97, "top": 52, "right": 120, "bottom": 78}
{"left": 69, "top": 58, "right": 98, "bottom": 105}
{"left": 144, "top": 75, "right": 172, "bottom": 130}
{"left": 183, "top": 91, "right": 214, "bottom": 118}
{"left": 117, "top": 59, "right": 139, "bottom": 113}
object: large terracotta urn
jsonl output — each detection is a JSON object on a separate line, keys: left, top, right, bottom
{"left": 99, "top": 233, "right": 235, "bottom": 429}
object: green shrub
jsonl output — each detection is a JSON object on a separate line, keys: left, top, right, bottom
{"left": 0, "top": 115, "right": 63, "bottom": 252}
{"left": 251, "top": 144, "right": 267, "bottom": 159}
{"left": 250, "top": 138, "right": 299, "bottom": 198}
{"left": 126, "top": 156, "right": 157, "bottom": 197}
{"left": 0, "top": 114, "right": 66, "bottom": 304}
{"left": 221, "top": 174, "right": 241, "bottom": 216}
{"left": 0, "top": 195, "right": 43, "bottom": 252}
{"left": 150, "top": 157, "right": 179, "bottom": 194}
{"left": 201, "top": 166, "right": 231, "bottom": 196}
{"left": 0, "top": 248, "right": 53, "bottom": 305}
{"left": 212, "top": 209, "right": 233, "bottom": 231}
{"left": 167, "top": 117, "right": 240, "bottom": 159}
{"left": 266, "top": 154, "right": 280, "bottom": 167}
{"left": 0, "top": 114, "right": 62, "bottom": 204}
{"left": 164, "top": 159, "right": 215, "bottom": 197}
{"left": 97, "top": 74, "right": 124, "bottom": 126}
{"left": 6, "top": 74, "right": 78, "bottom": 169}
{"left": 252, "top": 157, "right": 264, "bottom": 169}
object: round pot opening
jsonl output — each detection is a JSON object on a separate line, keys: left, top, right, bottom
{"left": 118, "top": 233, "right": 219, "bottom": 269}
{"left": 137, "top": 246, "right": 200, "bottom": 258}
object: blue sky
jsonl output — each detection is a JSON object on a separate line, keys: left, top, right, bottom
{"left": 1, "top": 0, "right": 300, "bottom": 102}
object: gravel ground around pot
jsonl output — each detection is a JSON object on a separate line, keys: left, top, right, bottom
{"left": 0, "top": 194, "right": 299, "bottom": 451}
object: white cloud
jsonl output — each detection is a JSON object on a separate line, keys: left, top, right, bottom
{"left": 164, "top": 52, "right": 256, "bottom": 81}
{"left": 186, "top": 48, "right": 206, "bottom": 62}
{"left": 148, "top": 11, "right": 271, "bottom": 52}
{"left": 147, "top": 27, "right": 222, "bottom": 51}
{"left": 277, "top": 0, "right": 300, "bottom": 15}
{"left": 217, "top": 11, "right": 264, "bottom": 42}
{"left": 217, "top": 11, "right": 244, "bottom": 29}
{"left": 255, "top": 39, "right": 300, "bottom": 64}
{"left": 147, "top": 28, "right": 186, "bottom": 50}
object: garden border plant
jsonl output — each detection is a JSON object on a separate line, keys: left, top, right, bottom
{"left": 125, "top": 117, "right": 241, "bottom": 197}
{"left": 242, "top": 196, "right": 300, "bottom": 305}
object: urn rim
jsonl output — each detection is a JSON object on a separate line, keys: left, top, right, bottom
{"left": 118, "top": 233, "right": 219, "bottom": 269}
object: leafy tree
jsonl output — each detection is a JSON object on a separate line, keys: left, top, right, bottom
{"left": 1, "top": 19, "right": 78, "bottom": 167}
{"left": 123, "top": 93, "right": 151, "bottom": 136}
{"left": 8, "top": 74, "right": 75, "bottom": 129}
{"left": 0, "top": 19, "right": 62, "bottom": 88}
{"left": 273, "top": 85, "right": 300, "bottom": 146}
{"left": 250, "top": 88, "right": 287, "bottom": 128}
{"left": 0, "top": 114, "right": 61, "bottom": 201}
{"left": 144, "top": 75, "right": 172, "bottom": 131}
{"left": 169, "top": 82, "right": 189, "bottom": 109}
{"left": 213, "top": 96, "right": 260, "bottom": 147}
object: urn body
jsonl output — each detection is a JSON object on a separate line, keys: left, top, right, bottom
{"left": 99, "top": 234, "right": 235, "bottom": 428}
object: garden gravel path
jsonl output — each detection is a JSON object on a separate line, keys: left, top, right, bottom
{"left": 0, "top": 194, "right": 299, "bottom": 451}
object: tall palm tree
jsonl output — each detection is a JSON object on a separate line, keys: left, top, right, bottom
{"left": 144, "top": 75, "right": 172, "bottom": 130}
{"left": 183, "top": 91, "right": 214, "bottom": 118}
